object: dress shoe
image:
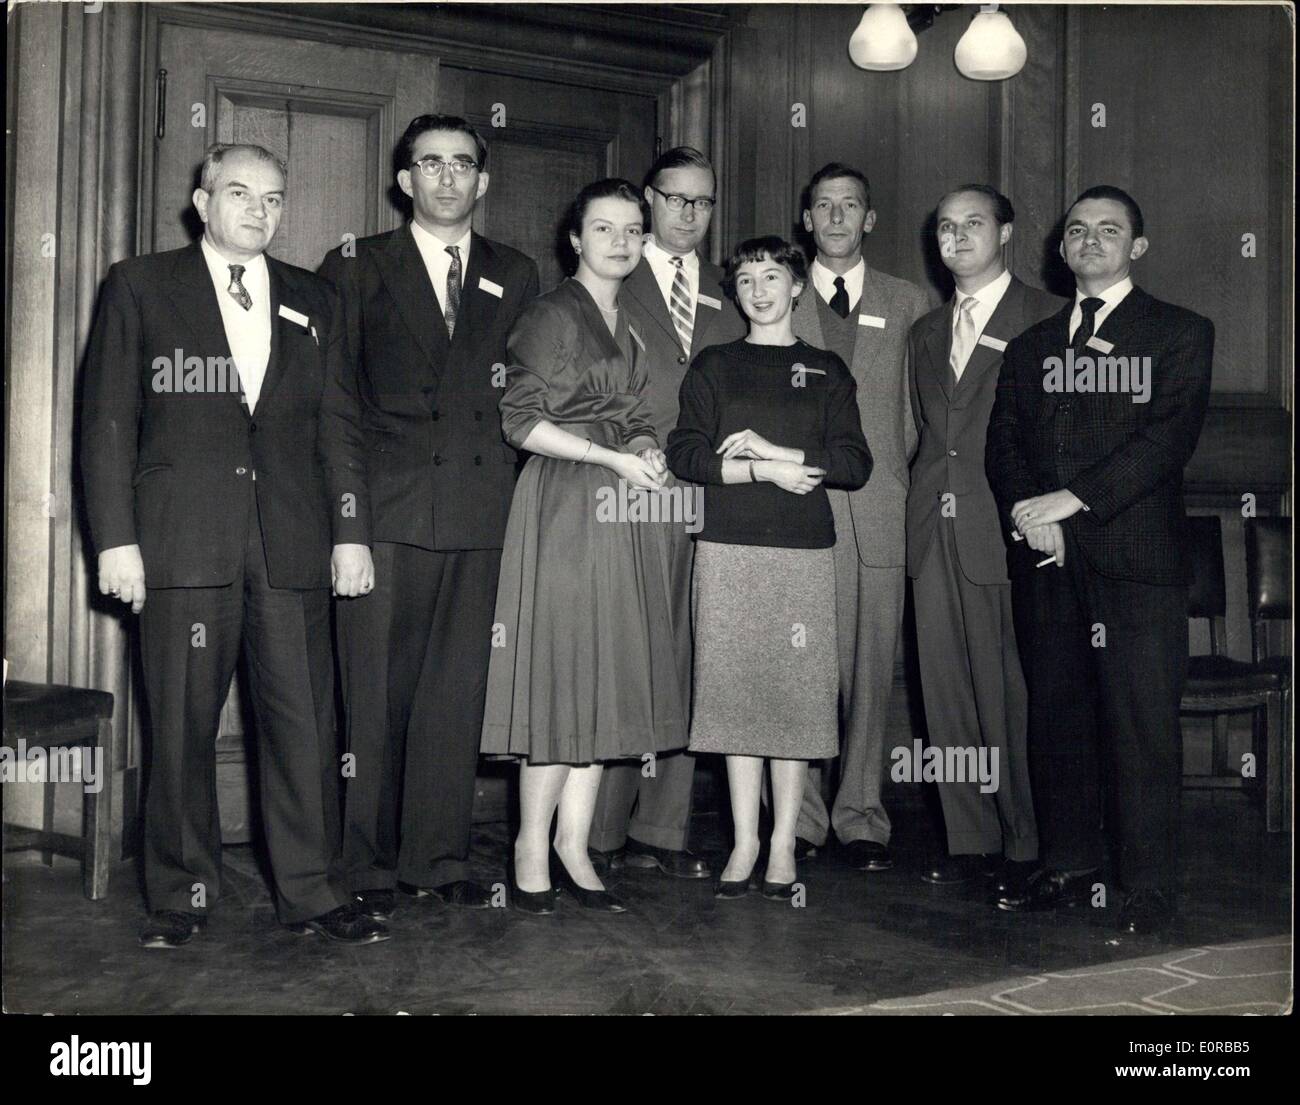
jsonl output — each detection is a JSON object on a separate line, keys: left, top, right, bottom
{"left": 622, "top": 837, "right": 712, "bottom": 879}
{"left": 921, "top": 854, "right": 991, "bottom": 884}
{"left": 842, "top": 840, "right": 893, "bottom": 872}
{"left": 996, "top": 867, "right": 1096, "bottom": 913}
{"left": 552, "top": 850, "right": 627, "bottom": 912}
{"left": 354, "top": 888, "right": 396, "bottom": 921}
{"left": 588, "top": 846, "right": 625, "bottom": 878}
{"left": 509, "top": 878, "right": 558, "bottom": 916}
{"left": 761, "top": 880, "right": 797, "bottom": 901}
{"left": 288, "top": 903, "right": 390, "bottom": 944}
{"left": 992, "top": 859, "right": 1039, "bottom": 898}
{"left": 406, "top": 880, "right": 495, "bottom": 909}
{"left": 794, "top": 837, "right": 820, "bottom": 861}
{"left": 714, "top": 876, "right": 752, "bottom": 900}
{"left": 1118, "top": 889, "right": 1174, "bottom": 936}
{"left": 139, "top": 910, "right": 206, "bottom": 949}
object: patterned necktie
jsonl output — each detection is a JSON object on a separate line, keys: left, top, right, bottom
{"left": 949, "top": 295, "right": 979, "bottom": 382}
{"left": 1072, "top": 296, "right": 1105, "bottom": 352}
{"left": 669, "top": 255, "right": 694, "bottom": 354}
{"left": 830, "top": 275, "right": 850, "bottom": 319}
{"left": 444, "top": 245, "right": 462, "bottom": 338}
{"left": 227, "top": 264, "right": 252, "bottom": 311}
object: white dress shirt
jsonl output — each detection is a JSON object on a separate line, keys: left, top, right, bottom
{"left": 643, "top": 234, "right": 700, "bottom": 307}
{"left": 1068, "top": 275, "right": 1133, "bottom": 342}
{"left": 410, "top": 221, "right": 472, "bottom": 315}
{"left": 951, "top": 267, "right": 1013, "bottom": 345}
{"left": 811, "top": 256, "right": 865, "bottom": 311}
{"left": 201, "top": 236, "right": 270, "bottom": 412}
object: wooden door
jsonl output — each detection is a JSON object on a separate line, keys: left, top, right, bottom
{"left": 145, "top": 11, "right": 659, "bottom": 840}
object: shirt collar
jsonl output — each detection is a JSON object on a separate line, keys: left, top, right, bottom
{"left": 811, "top": 256, "right": 865, "bottom": 304}
{"left": 1075, "top": 274, "right": 1132, "bottom": 311}
{"left": 956, "top": 267, "right": 1012, "bottom": 311}
{"left": 410, "top": 220, "right": 472, "bottom": 261}
{"left": 200, "top": 235, "right": 268, "bottom": 289}
{"left": 644, "top": 235, "right": 699, "bottom": 273}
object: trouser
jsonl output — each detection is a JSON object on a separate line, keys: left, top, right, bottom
{"left": 338, "top": 541, "right": 501, "bottom": 890}
{"left": 1011, "top": 530, "right": 1186, "bottom": 892}
{"left": 913, "top": 520, "right": 1037, "bottom": 860}
{"left": 140, "top": 488, "right": 347, "bottom": 924}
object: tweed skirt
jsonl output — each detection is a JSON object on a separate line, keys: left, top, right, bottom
{"left": 688, "top": 540, "right": 839, "bottom": 759}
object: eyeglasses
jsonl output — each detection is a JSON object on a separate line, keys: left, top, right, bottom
{"left": 649, "top": 186, "right": 715, "bottom": 213}
{"left": 412, "top": 156, "right": 479, "bottom": 179}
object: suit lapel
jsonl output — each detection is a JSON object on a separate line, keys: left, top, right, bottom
{"left": 450, "top": 233, "right": 501, "bottom": 360}
{"left": 952, "top": 278, "right": 1025, "bottom": 400}
{"left": 1092, "top": 285, "right": 1148, "bottom": 352}
{"left": 623, "top": 258, "right": 680, "bottom": 352}
{"left": 791, "top": 291, "right": 825, "bottom": 353}
{"left": 166, "top": 243, "right": 235, "bottom": 364}
{"left": 375, "top": 224, "right": 450, "bottom": 379}
{"left": 688, "top": 260, "right": 728, "bottom": 357}
{"left": 923, "top": 307, "right": 954, "bottom": 402}
{"left": 850, "top": 264, "right": 888, "bottom": 388}
{"left": 1038, "top": 303, "right": 1073, "bottom": 420}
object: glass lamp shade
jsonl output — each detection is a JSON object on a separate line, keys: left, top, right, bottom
{"left": 849, "top": 5, "right": 919, "bottom": 72}
{"left": 954, "top": 10, "right": 1028, "bottom": 80}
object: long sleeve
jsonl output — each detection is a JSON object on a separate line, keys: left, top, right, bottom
{"left": 805, "top": 360, "right": 872, "bottom": 490}
{"left": 666, "top": 355, "right": 724, "bottom": 485}
{"left": 1065, "top": 314, "right": 1214, "bottom": 525}
{"left": 315, "top": 279, "right": 370, "bottom": 545}
{"left": 985, "top": 331, "right": 1042, "bottom": 528}
{"left": 498, "top": 298, "right": 576, "bottom": 450}
{"left": 80, "top": 263, "right": 143, "bottom": 553}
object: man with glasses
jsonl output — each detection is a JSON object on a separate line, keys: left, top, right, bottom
{"left": 588, "top": 146, "right": 746, "bottom": 881}
{"left": 319, "top": 114, "right": 539, "bottom": 923}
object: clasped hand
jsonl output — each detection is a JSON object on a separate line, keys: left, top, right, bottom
{"left": 620, "top": 447, "right": 669, "bottom": 491}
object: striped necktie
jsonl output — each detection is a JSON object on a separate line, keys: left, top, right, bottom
{"left": 444, "top": 245, "right": 462, "bottom": 339}
{"left": 669, "top": 255, "right": 694, "bottom": 354}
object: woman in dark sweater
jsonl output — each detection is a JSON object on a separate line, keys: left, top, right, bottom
{"left": 666, "top": 236, "right": 871, "bottom": 900}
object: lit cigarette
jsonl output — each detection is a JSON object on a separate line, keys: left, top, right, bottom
{"left": 1035, "top": 555, "right": 1057, "bottom": 568}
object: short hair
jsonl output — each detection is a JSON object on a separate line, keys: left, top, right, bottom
{"left": 722, "top": 235, "right": 809, "bottom": 298}
{"left": 199, "top": 143, "right": 287, "bottom": 193}
{"left": 565, "top": 178, "right": 649, "bottom": 241}
{"left": 396, "top": 114, "right": 488, "bottom": 174}
{"left": 803, "top": 162, "right": 872, "bottom": 212}
{"left": 940, "top": 183, "right": 1015, "bottom": 226}
{"left": 1067, "top": 184, "right": 1144, "bottom": 238}
{"left": 645, "top": 145, "right": 714, "bottom": 191}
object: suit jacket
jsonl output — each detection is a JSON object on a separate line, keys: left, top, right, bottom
{"left": 619, "top": 253, "right": 748, "bottom": 444}
{"left": 907, "top": 276, "right": 1066, "bottom": 583}
{"left": 791, "top": 263, "right": 932, "bottom": 567}
{"left": 80, "top": 242, "right": 367, "bottom": 590}
{"left": 985, "top": 285, "right": 1214, "bottom": 585}
{"left": 318, "top": 225, "right": 539, "bottom": 551}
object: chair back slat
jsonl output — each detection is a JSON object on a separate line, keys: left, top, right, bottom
{"left": 1245, "top": 517, "right": 1292, "bottom": 663}
{"left": 1186, "top": 515, "right": 1226, "bottom": 620}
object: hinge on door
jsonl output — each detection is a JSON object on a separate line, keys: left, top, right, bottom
{"left": 155, "top": 68, "right": 167, "bottom": 140}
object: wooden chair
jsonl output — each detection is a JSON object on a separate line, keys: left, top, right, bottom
{"left": 1180, "top": 516, "right": 1292, "bottom": 832}
{"left": 2, "top": 680, "right": 116, "bottom": 898}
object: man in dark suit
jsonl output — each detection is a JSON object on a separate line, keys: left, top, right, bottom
{"left": 82, "top": 142, "right": 386, "bottom": 948}
{"left": 986, "top": 185, "right": 1214, "bottom": 936}
{"left": 907, "top": 185, "right": 1065, "bottom": 892}
{"left": 318, "top": 115, "right": 539, "bottom": 919}
{"left": 588, "top": 146, "right": 746, "bottom": 880}
{"left": 790, "top": 163, "right": 933, "bottom": 872}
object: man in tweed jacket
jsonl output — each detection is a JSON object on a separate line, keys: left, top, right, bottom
{"left": 985, "top": 185, "right": 1213, "bottom": 937}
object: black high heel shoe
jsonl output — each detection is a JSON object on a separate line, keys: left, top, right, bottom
{"left": 507, "top": 857, "right": 559, "bottom": 915}
{"left": 551, "top": 849, "right": 627, "bottom": 913}
{"left": 761, "top": 880, "right": 797, "bottom": 901}
{"left": 715, "top": 847, "right": 760, "bottom": 900}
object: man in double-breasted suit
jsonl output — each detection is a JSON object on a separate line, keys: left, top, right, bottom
{"left": 589, "top": 147, "right": 746, "bottom": 880}
{"left": 318, "top": 115, "right": 539, "bottom": 919}
{"left": 790, "top": 163, "right": 933, "bottom": 872}
{"left": 82, "top": 143, "right": 386, "bottom": 948}
{"left": 906, "top": 185, "right": 1065, "bottom": 891}
{"left": 986, "top": 185, "right": 1213, "bottom": 936}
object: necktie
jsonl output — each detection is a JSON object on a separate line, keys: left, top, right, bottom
{"left": 227, "top": 264, "right": 252, "bottom": 311}
{"left": 830, "top": 275, "right": 850, "bottom": 319}
{"left": 669, "top": 255, "right": 694, "bottom": 354}
{"left": 949, "top": 295, "right": 979, "bottom": 382}
{"left": 1072, "top": 296, "right": 1105, "bottom": 352}
{"left": 444, "top": 245, "right": 462, "bottom": 338}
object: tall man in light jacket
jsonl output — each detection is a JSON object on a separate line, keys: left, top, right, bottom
{"left": 790, "top": 163, "right": 932, "bottom": 872}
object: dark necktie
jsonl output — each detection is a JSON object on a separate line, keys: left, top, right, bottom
{"left": 830, "top": 275, "right": 850, "bottom": 319}
{"left": 1071, "top": 296, "right": 1105, "bottom": 352}
{"left": 444, "top": 245, "right": 462, "bottom": 338}
{"left": 227, "top": 264, "right": 252, "bottom": 311}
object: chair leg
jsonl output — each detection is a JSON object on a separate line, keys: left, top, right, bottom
{"left": 1210, "top": 712, "right": 1232, "bottom": 777}
{"left": 1264, "top": 691, "right": 1283, "bottom": 833}
{"left": 41, "top": 777, "right": 56, "bottom": 867}
{"left": 85, "top": 718, "right": 114, "bottom": 900}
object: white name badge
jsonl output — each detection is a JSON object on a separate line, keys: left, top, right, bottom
{"left": 1086, "top": 335, "right": 1114, "bottom": 354}
{"left": 697, "top": 293, "right": 722, "bottom": 310}
{"left": 478, "top": 277, "right": 504, "bottom": 298}
{"left": 858, "top": 314, "right": 887, "bottom": 329}
{"left": 628, "top": 324, "right": 645, "bottom": 351}
{"left": 977, "top": 334, "right": 1008, "bottom": 352}
{"left": 278, "top": 304, "right": 309, "bottom": 327}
